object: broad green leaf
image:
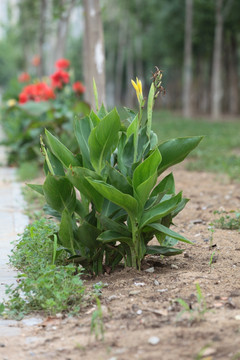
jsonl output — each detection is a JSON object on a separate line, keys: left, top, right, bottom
{"left": 158, "top": 136, "right": 203, "bottom": 175}
{"left": 127, "top": 114, "right": 138, "bottom": 139}
{"left": 146, "top": 245, "right": 183, "bottom": 256}
{"left": 147, "top": 83, "right": 155, "bottom": 137}
{"left": 45, "top": 129, "right": 81, "bottom": 168}
{"left": 172, "top": 198, "right": 189, "bottom": 217}
{"left": 66, "top": 166, "right": 103, "bottom": 212}
{"left": 97, "top": 230, "right": 132, "bottom": 245}
{"left": 150, "top": 130, "right": 158, "bottom": 150}
{"left": 75, "top": 199, "right": 87, "bottom": 219}
{"left": 46, "top": 149, "right": 65, "bottom": 176}
{"left": 87, "top": 178, "right": 138, "bottom": 218}
{"left": 88, "top": 108, "right": 121, "bottom": 174}
{"left": 43, "top": 174, "right": 76, "bottom": 214}
{"left": 139, "top": 192, "right": 182, "bottom": 228}
{"left": 151, "top": 173, "right": 175, "bottom": 197}
{"left": 97, "top": 213, "right": 131, "bottom": 236}
{"left": 108, "top": 165, "right": 133, "bottom": 195}
{"left": 89, "top": 110, "right": 100, "bottom": 126}
{"left": 59, "top": 209, "right": 75, "bottom": 254}
{"left": 133, "top": 148, "right": 162, "bottom": 207}
{"left": 137, "top": 126, "right": 150, "bottom": 162}
{"left": 76, "top": 221, "right": 101, "bottom": 250}
{"left": 27, "top": 183, "right": 44, "bottom": 195}
{"left": 143, "top": 223, "right": 192, "bottom": 244}
{"left": 98, "top": 103, "right": 108, "bottom": 119}
{"left": 74, "top": 116, "right": 93, "bottom": 169}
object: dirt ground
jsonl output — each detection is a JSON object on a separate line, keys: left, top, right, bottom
{"left": 1, "top": 168, "right": 240, "bottom": 360}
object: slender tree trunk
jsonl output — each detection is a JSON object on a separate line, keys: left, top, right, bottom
{"left": 211, "top": 0, "right": 223, "bottom": 119}
{"left": 228, "top": 34, "right": 239, "bottom": 114}
{"left": 83, "top": 0, "right": 106, "bottom": 108}
{"left": 115, "top": 19, "right": 128, "bottom": 105}
{"left": 183, "top": 0, "right": 193, "bottom": 118}
{"left": 38, "top": 0, "right": 47, "bottom": 77}
{"left": 54, "top": 0, "right": 76, "bottom": 63}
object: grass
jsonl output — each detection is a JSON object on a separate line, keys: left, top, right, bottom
{"left": 152, "top": 110, "right": 240, "bottom": 180}
{"left": 0, "top": 219, "right": 89, "bottom": 319}
{"left": 212, "top": 210, "right": 240, "bottom": 230}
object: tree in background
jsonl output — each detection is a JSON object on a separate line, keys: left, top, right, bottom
{"left": 83, "top": 0, "right": 106, "bottom": 108}
{"left": 183, "top": 0, "right": 193, "bottom": 118}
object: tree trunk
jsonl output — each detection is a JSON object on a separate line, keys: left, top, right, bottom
{"left": 83, "top": 0, "right": 106, "bottom": 109}
{"left": 183, "top": 0, "right": 193, "bottom": 118}
{"left": 228, "top": 34, "right": 239, "bottom": 114}
{"left": 38, "top": 0, "right": 47, "bottom": 77}
{"left": 211, "top": 0, "right": 223, "bottom": 119}
{"left": 115, "top": 19, "right": 128, "bottom": 105}
{"left": 54, "top": 0, "right": 76, "bottom": 63}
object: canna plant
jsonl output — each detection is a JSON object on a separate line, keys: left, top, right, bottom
{"left": 29, "top": 69, "right": 203, "bottom": 274}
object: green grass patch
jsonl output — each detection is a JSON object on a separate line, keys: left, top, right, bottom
{"left": 153, "top": 110, "right": 240, "bottom": 180}
{"left": 0, "top": 219, "right": 92, "bottom": 319}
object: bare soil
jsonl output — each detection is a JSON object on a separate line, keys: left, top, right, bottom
{"left": 1, "top": 168, "right": 240, "bottom": 360}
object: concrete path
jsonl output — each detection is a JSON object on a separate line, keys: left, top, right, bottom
{"left": 0, "top": 126, "right": 29, "bottom": 335}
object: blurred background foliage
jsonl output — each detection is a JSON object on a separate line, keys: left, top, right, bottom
{"left": 0, "top": 0, "right": 240, "bottom": 181}
{"left": 0, "top": 0, "right": 239, "bottom": 116}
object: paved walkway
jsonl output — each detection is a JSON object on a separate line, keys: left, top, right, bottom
{"left": 0, "top": 127, "right": 29, "bottom": 335}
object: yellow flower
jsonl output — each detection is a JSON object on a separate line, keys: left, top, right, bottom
{"left": 131, "top": 77, "right": 143, "bottom": 103}
{"left": 7, "top": 99, "right": 17, "bottom": 107}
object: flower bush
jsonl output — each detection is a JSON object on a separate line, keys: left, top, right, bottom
{"left": 29, "top": 70, "right": 203, "bottom": 274}
{"left": 1, "top": 58, "right": 89, "bottom": 166}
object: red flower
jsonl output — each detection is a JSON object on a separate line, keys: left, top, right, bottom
{"left": 32, "top": 55, "right": 41, "bottom": 67}
{"left": 19, "top": 82, "right": 55, "bottom": 103}
{"left": 51, "top": 69, "right": 70, "bottom": 89}
{"left": 18, "top": 72, "right": 31, "bottom": 83}
{"left": 55, "top": 58, "right": 70, "bottom": 69}
{"left": 72, "top": 81, "right": 85, "bottom": 95}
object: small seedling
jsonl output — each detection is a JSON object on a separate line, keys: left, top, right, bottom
{"left": 90, "top": 297, "right": 104, "bottom": 341}
{"left": 176, "top": 283, "right": 208, "bottom": 322}
{"left": 208, "top": 225, "right": 215, "bottom": 248}
{"left": 209, "top": 250, "right": 216, "bottom": 269}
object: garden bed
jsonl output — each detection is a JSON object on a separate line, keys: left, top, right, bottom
{"left": 1, "top": 167, "right": 240, "bottom": 360}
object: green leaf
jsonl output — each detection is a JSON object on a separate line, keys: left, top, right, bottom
{"left": 108, "top": 165, "right": 133, "bottom": 195}
{"left": 151, "top": 173, "right": 175, "bottom": 197}
{"left": 93, "top": 78, "right": 99, "bottom": 111}
{"left": 74, "top": 116, "right": 93, "bottom": 169}
{"left": 43, "top": 174, "right": 76, "bottom": 214}
{"left": 139, "top": 192, "right": 182, "bottom": 228}
{"left": 172, "top": 198, "right": 189, "bottom": 217}
{"left": 158, "top": 136, "right": 203, "bottom": 175}
{"left": 27, "top": 183, "right": 44, "bottom": 195}
{"left": 76, "top": 221, "right": 101, "bottom": 250}
{"left": 147, "top": 83, "right": 155, "bottom": 137}
{"left": 87, "top": 178, "right": 138, "bottom": 218}
{"left": 45, "top": 129, "right": 81, "bottom": 168}
{"left": 143, "top": 223, "right": 192, "bottom": 244}
{"left": 127, "top": 114, "right": 138, "bottom": 139}
{"left": 88, "top": 108, "right": 121, "bottom": 174}
{"left": 66, "top": 167, "right": 103, "bottom": 212}
{"left": 59, "top": 209, "right": 75, "bottom": 254}
{"left": 146, "top": 245, "right": 183, "bottom": 256}
{"left": 98, "top": 103, "right": 108, "bottom": 119}
{"left": 89, "top": 110, "right": 100, "bottom": 126}
{"left": 97, "top": 213, "right": 131, "bottom": 236}
{"left": 18, "top": 101, "right": 52, "bottom": 116}
{"left": 46, "top": 149, "right": 65, "bottom": 176}
{"left": 133, "top": 148, "right": 162, "bottom": 207}
{"left": 97, "top": 230, "right": 132, "bottom": 245}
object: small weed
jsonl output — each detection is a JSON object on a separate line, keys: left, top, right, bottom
{"left": 90, "top": 297, "right": 104, "bottom": 341}
{"left": 209, "top": 250, "right": 216, "bottom": 270}
{"left": 208, "top": 225, "right": 215, "bottom": 247}
{"left": 194, "top": 343, "right": 213, "bottom": 360}
{"left": 0, "top": 219, "right": 88, "bottom": 319}
{"left": 231, "top": 351, "right": 240, "bottom": 360}
{"left": 176, "top": 283, "right": 208, "bottom": 322}
{"left": 213, "top": 210, "right": 240, "bottom": 230}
